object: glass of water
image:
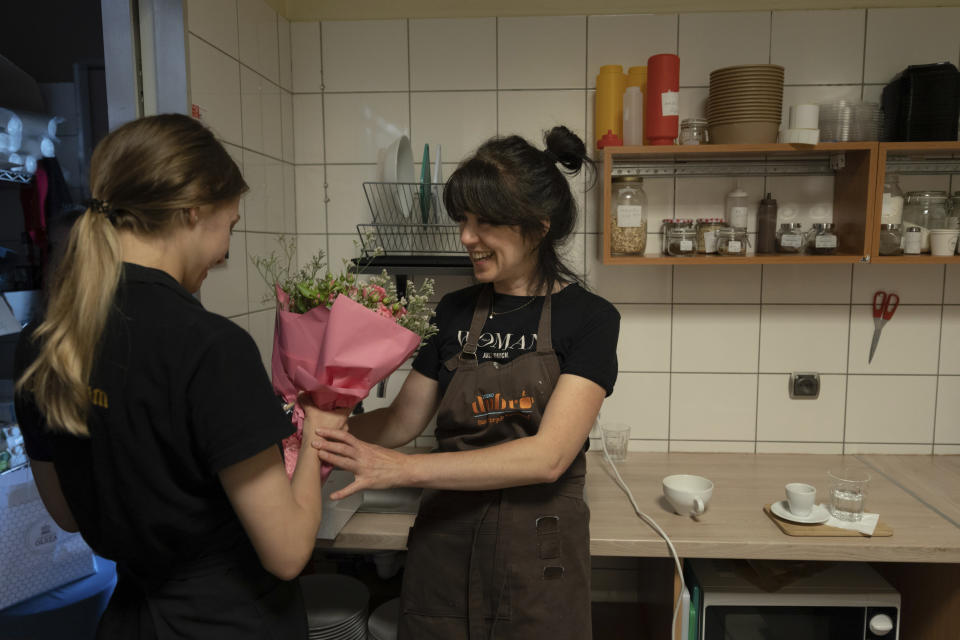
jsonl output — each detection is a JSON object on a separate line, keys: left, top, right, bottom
{"left": 828, "top": 468, "right": 871, "bottom": 521}
{"left": 601, "top": 423, "right": 631, "bottom": 462}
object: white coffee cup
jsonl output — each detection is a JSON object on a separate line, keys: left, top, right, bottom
{"left": 785, "top": 482, "right": 816, "bottom": 517}
{"left": 929, "top": 229, "right": 959, "bottom": 256}
{"left": 663, "top": 474, "right": 714, "bottom": 517}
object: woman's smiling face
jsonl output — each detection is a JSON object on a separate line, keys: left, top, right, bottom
{"left": 459, "top": 212, "right": 542, "bottom": 295}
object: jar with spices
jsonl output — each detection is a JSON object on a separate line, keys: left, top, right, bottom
{"left": 665, "top": 228, "right": 697, "bottom": 256}
{"left": 660, "top": 219, "right": 694, "bottom": 255}
{"left": 878, "top": 223, "right": 903, "bottom": 256}
{"left": 904, "top": 226, "right": 923, "bottom": 255}
{"left": 610, "top": 176, "right": 648, "bottom": 256}
{"left": 881, "top": 174, "right": 904, "bottom": 225}
{"left": 807, "top": 222, "right": 838, "bottom": 255}
{"left": 679, "top": 118, "right": 709, "bottom": 145}
{"left": 696, "top": 218, "right": 726, "bottom": 254}
{"left": 716, "top": 227, "right": 747, "bottom": 256}
{"left": 777, "top": 222, "right": 805, "bottom": 254}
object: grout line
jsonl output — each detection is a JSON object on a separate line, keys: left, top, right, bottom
{"left": 316, "top": 20, "right": 329, "bottom": 264}
{"left": 841, "top": 264, "right": 854, "bottom": 453}
{"left": 666, "top": 266, "right": 675, "bottom": 451}
{"left": 932, "top": 265, "right": 947, "bottom": 452}
{"left": 767, "top": 11, "right": 773, "bottom": 65}
{"left": 754, "top": 267, "right": 764, "bottom": 452}
{"left": 859, "top": 10, "right": 869, "bottom": 89}
{"left": 495, "top": 16, "right": 500, "bottom": 135}
{"left": 856, "top": 454, "right": 960, "bottom": 530}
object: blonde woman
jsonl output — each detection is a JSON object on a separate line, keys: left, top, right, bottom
{"left": 14, "top": 114, "right": 337, "bottom": 639}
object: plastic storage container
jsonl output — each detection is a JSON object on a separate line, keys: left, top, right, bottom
{"left": 595, "top": 65, "right": 626, "bottom": 149}
{"left": 645, "top": 54, "right": 680, "bottom": 146}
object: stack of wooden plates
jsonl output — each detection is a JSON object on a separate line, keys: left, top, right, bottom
{"left": 707, "top": 64, "right": 784, "bottom": 144}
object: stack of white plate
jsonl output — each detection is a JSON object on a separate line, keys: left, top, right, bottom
{"left": 367, "top": 597, "right": 400, "bottom": 640}
{"left": 707, "top": 64, "right": 784, "bottom": 144}
{"left": 300, "top": 574, "right": 370, "bottom": 640}
{"left": 819, "top": 101, "right": 883, "bottom": 142}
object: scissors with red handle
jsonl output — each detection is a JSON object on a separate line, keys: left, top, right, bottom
{"left": 869, "top": 290, "right": 899, "bottom": 364}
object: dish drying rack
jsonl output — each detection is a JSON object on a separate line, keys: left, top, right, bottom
{"left": 358, "top": 182, "right": 465, "bottom": 256}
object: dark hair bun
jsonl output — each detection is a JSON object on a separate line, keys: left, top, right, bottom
{"left": 544, "top": 125, "right": 587, "bottom": 174}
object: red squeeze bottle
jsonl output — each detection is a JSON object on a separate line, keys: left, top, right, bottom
{"left": 645, "top": 54, "right": 680, "bottom": 145}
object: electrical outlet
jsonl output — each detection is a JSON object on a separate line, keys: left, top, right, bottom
{"left": 790, "top": 373, "right": 820, "bottom": 399}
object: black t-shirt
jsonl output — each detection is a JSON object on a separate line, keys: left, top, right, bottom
{"left": 13, "top": 263, "right": 293, "bottom": 579}
{"left": 413, "top": 283, "right": 620, "bottom": 399}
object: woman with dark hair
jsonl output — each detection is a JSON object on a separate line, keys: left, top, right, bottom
{"left": 14, "top": 114, "right": 340, "bottom": 639}
{"left": 311, "top": 126, "right": 620, "bottom": 638}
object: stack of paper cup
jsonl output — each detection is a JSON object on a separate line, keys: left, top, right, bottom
{"left": 779, "top": 104, "right": 820, "bottom": 145}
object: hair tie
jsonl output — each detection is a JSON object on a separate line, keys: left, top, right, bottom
{"left": 85, "top": 198, "right": 118, "bottom": 224}
{"left": 543, "top": 149, "right": 559, "bottom": 164}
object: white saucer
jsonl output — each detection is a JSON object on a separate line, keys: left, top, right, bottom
{"left": 771, "top": 500, "right": 830, "bottom": 524}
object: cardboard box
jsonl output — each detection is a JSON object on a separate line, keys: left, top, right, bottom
{"left": 0, "top": 467, "right": 96, "bottom": 609}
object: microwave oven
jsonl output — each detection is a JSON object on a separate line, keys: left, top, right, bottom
{"left": 685, "top": 559, "right": 900, "bottom": 640}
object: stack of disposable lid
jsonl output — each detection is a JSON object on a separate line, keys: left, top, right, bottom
{"left": 300, "top": 574, "right": 369, "bottom": 640}
{"left": 819, "top": 101, "right": 883, "bottom": 142}
{"left": 707, "top": 64, "right": 784, "bottom": 144}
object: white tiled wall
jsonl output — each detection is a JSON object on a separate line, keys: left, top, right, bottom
{"left": 186, "top": 0, "right": 296, "bottom": 373}
{"left": 271, "top": 7, "right": 960, "bottom": 454}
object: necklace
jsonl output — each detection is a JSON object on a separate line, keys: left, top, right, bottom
{"left": 488, "top": 295, "right": 536, "bottom": 319}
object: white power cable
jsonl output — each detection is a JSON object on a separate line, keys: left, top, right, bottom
{"left": 599, "top": 434, "right": 687, "bottom": 638}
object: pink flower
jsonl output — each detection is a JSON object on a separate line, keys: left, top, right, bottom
{"left": 376, "top": 302, "right": 396, "bottom": 320}
{"left": 370, "top": 285, "right": 388, "bottom": 302}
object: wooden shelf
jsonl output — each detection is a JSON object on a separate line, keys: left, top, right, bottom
{"left": 869, "top": 141, "right": 960, "bottom": 264}
{"left": 605, "top": 253, "right": 865, "bottom": 266}
{"left": 602, "top": 143, "right": 877, "bottom": 265}
{"left": 601, "top": 140, "right": 960, "bottom": 266}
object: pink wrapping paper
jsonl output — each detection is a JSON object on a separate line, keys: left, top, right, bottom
{"left": 271, "top": 288, "right": 420, "bottom": 479}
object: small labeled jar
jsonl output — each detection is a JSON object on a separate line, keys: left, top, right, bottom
{"left": 666, "top": 228, "right": 697, "bottom": 256}
{"left": 878, "top": 223, "right": 903, "bottom": 256}
{"left": 807, "top": 222, "right": 838, "bottom": 255}
{"left": 716, "top": 227, "right": 747, "bottom": 256}
{"left": 611, "top": 176, "right": 648, "bottom": 256}
{"left": 696, "top": 218, "right": 726, "bottom": 254}
{"left": 776, "top": 222, "right": 805, "bottom": 254}
{"left": 881, "top": 174, "right": 904, "bottom": 225}
{"left": 660, "top": 218, "right": 694, "bottom": 255}
{"left": 679, "top": 118, "right": 709, "bottom": 145}
{"left": 904, "top": 226, "right": 923, "bottom": 255}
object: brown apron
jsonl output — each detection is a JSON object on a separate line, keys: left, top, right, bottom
{"left": 399, "top": 286, "right": 591, "bottom": 640}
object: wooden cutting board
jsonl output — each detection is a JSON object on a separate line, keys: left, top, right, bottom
{"left": 763, "top": 503, "right": 893, "bottom": 537}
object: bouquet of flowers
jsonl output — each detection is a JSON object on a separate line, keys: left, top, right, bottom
{"left": 253, "top": 237, "right": 436, "bottom": 478}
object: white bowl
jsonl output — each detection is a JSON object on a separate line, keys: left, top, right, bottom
{"left": 663, "top": 474, "right": 714, "bottom": 516}
{"left": 381, "top": 135, "right": 415, "bottom": 183}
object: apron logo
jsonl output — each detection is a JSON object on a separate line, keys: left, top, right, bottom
{"left": 471, "top": 390, "right": 534, "bottom": 425}
{"left": 88, "top": 386, "right": 109, "bottom": 409}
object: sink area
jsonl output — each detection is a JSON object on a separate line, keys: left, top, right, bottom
{"left": 357, "top": 487, "right": 422, "bottom": 514}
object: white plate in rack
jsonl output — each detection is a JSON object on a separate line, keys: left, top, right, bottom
{"left": 770, "top": 500, "right": 830, "bottom": 524}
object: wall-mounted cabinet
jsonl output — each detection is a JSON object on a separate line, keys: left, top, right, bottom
{"left": 870, "top": 141, "right": 960, "bottom": 264}
{"left": 601, "top": 141, "right": 960, "bottom": 266}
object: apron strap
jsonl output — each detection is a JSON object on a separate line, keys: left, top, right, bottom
{"left": 535, "top": 289, "right": 553, "bottom": 354}
{"left": 445, "top": 285, "right": 493, "bottom": 371}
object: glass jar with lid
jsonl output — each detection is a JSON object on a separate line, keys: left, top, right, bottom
{"left": 903, "top": 190, "right": 949, "bottom": 252}
{"left": 610, "top": 175, "right": 648, "bottom": 256}
{"left": 807, "top": 222, "right": 838, "bottom": 255}
{"left": 679, "top": 118, "right": 709, "bottom": 145}
{"left": 665, "top": 228, "right": 697, "bottom": 256}
{"left": 716, "top": 227, "right": 747, "bottom": 256}
{"left": 880, "top": 174, "right": 904, "bottom": 225}
{"left": 696, "top": 218, "right": 726, "bottom": 254}
{"left": 776, "top": 222, "right": 805, "bottom": 254}
{"left": 878, "top": 223, "right": 903, "bottom": 256}
{"left": 947, "top": 192, "right": 960, "bottom": 227}
{"left": 660, "top": 219, "right": 694, "bottom": 255}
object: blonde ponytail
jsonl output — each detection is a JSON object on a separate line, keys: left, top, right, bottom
{"left": 15, "top": 113, "right": 247, "bottom": 437}
{"left": 17, "top": 211, "right": 122, "bottom": 436}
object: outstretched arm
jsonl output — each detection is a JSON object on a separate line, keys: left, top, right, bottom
{"left": 313, "top": 373, "right": 604, "bottom": 499}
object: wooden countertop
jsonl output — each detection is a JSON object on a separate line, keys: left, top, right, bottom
{"left": 324, "top": 452, "right": 960, "bottom": 563}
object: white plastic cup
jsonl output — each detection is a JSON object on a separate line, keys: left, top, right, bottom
{"left": 929, "top": 229, "right": 959, "bottom": 256}
{"left": 789, "top": 104, "right": 820, "bottom": 129}
{"left": 785, "top": 482, "right": 816, "bottom": 517}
